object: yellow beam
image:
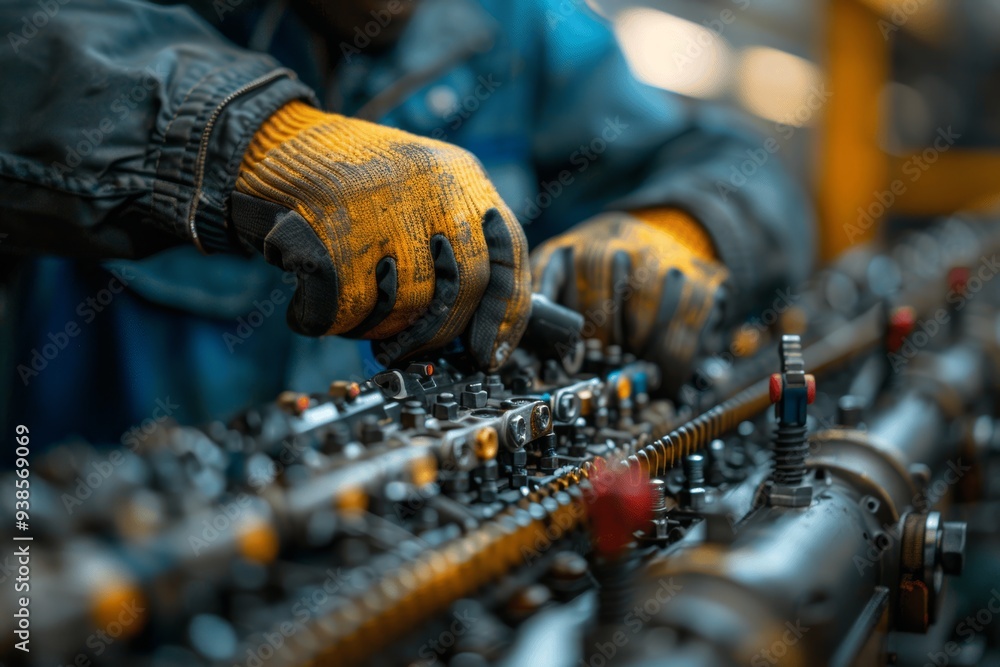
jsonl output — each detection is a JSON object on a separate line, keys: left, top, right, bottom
{"left": 891, "top": 151, "right": 1000, "bottom": 215}
{"left": 817, "top": 0, "right": 889, "bottom": 261}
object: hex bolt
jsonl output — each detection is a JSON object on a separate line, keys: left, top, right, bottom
{"left": 359, "top": 416, "right": 382, "bottom": 445}
{"left": 512, "top": 374, "right": 533, "bottom": 395}
{"left": 681, "top": 454, "right": 707, "bottom": 511}
{"left": 461, "top": 382, "right": 488, "bottom": 409}
{"left": 707, "top": 439, "right": 726, "bottom": 485}
{"left": 484, "top": 374, "right": 504, "bottom": 398}
{"left": 539, "top": 433, "right": 558, "bottom": 473}
{"left": 433, "top": 393, "right": 459, "bottom": 421}
{"left": 479, "top": 460, "right": 499, "bottom": 503}
{"left": 510, "top": 443, "right": 528, "bottom": 487}
{"left": 650, "top": 479, "right": 667, "bottom": 516}
{"left": 400, "top": 400, "right": 426, "bottom": 430}
{"left": 647, "top": 478, "right": 669, "bottom": 539}
{"left": 556, "top": 392, "right": 578, "bottom": 422}
{"left": 683, "top": 453, "right": 706, "bottom": 488}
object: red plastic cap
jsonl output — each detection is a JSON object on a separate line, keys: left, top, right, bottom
{"left": 769, "top": 373, "right": 783, "bottom": 404}
{"left": 586, "top": 466, "right": 653, "bottom": 559}
{"left": 805, "top": 374, "right": 816, "bottom": 405}
{"left": 887, "top": 306, "right": 916, "bottom": 353}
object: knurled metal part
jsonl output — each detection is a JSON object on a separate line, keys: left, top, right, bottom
{"left": 900, "top": 513, "right": 927, "bottom": 575}
{"left": 296, "top": 310, "right": 893, "bottom": 664}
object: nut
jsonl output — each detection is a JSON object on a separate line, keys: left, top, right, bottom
{"left": 433, "top": 393, "right": 459, "bottom": 421}
{"left": 766, "top": 483, "right": 813, "bottom": 508}
{"left": 682, "top": 486, "right": 707, "bottom": 510}
{"left": 555, "top": 392, "right": 579, "bottom": 422}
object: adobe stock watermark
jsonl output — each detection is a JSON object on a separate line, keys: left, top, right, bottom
{"left": 427, "top": 74, "right": 503, "bottom": 143}
{"left": 672, "top": 0, "right": 751, "bottom": 71}
{"left": 887, "top": 254, "right": 1000, "bottom": 372}
{"left": 237, "top": 565, "right": 377, "bottom": 667}
{"left": 247, "top": 437, "right": 309, "bottom": 490}
{"left": 877, "top": 0, "right": 934, "bottom": 40}
{"left": 416, "top": 609, "right": 478, "bottom": 660}
{"left": 223, "top": 247, "right": 330, "bottom": 352}
{"left": 17, "top": 266, "right": 135, "bottom": 386}
{"left": 853, "top": 458, "right": 971, "bottom": 576}
{"left": 60, "top": 398, "right": 180, "bottom": 513}
{"left": 520, "top": 500, "right": 587, "bottom": 566}
{"left": 337, "top": 0, "right": 416, "bottom": 63}
{"left": 546, "top": 252, "right": 667, "bottom": 371}
{"left": 693, "top": 285, "right": 799, "bottom": 391}
{"left": 716, "top": 84, "right": 832, "bottom": 202}
{"left": 57, "top": 596, "right": 146, "bottom": 665}
{"left": 520, "top": 116, "right": 630, "bottom": 223}
{"left": 845, "top": 126, "right": 960, "bottom": 244}
{"left": 579, "top": 577, "right": 682, "bottom": 667}
{"left": 7, "top": 0, "right": 71, "bottom": 54}
{"left": 47, "top": 63, "right": 168, "bottom": 176}
{"left": 749, "top": 619, "right": 810, "bottom": 666}
{"left": 923, "top": 589, "right": 1000, "bottom": 667}
{"left": 187, "top": 494, "right": 258, "bottom": 556}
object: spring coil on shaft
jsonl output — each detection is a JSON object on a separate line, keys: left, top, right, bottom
{"left": 772, "top": 423, "right": 809, "bottom": 485}
{"left": 625, "top": 380, "right": 773, "bottom": 477}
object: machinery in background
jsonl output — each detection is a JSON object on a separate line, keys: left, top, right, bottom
{"left": 5, "top": 215, "right": 1000, "bottom": 666}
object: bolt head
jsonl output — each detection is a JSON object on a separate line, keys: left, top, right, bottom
{"left": 683, "top": 486, "right": 707, "bottom": 510}
{"left": 556, "top": 393, "right": 579, "bottom": 421}
{"left": 532, "top": 404, "right": 551, "bottom": 433}
{"left": 433, "top": 400, "right": 459, "bottom": 421}
{"left": 507, "top": 415, "right": 527, "bottom": 448}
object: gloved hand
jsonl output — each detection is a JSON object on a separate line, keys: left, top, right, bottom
{"left": 230, "top": 100, "right": 530, "bottom": 370}
{"left": 531, "top": 209, "right": 728, "bottom": 388}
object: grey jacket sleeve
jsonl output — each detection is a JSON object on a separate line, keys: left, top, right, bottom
{"left": 527, "top": 3, "right": 815, "bottom": 311}
{"left": 0, "top": 0, "right": 315, "bottom": 258}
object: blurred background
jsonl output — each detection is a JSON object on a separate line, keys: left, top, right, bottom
{"left": 595, "top": 0, "right": 1000, "bottom": 258}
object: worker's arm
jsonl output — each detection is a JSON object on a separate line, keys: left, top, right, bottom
{"left": 525, "top": 1, "right": 815, "bottom": 309}
{"left": 0, "top": 0, "right": 530, "bottom": 369}
{"left": 0, "top": 0, "right": 310, "bottom": 258}
{"left": 526, "top": 1, "right": 814, "bottom": 384}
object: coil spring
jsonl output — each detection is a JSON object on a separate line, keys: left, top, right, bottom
{"left": 772, "top": 423, "right": 809, "bottom": 485}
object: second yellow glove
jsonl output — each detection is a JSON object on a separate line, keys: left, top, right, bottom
{"left": 531, "top": 208, "right": 729, "bottom": 388}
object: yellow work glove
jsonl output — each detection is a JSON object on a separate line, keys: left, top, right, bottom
{"left": 531, "top": 209, "right": 729, "bottom": 389}
{"left": 230, "top": 101, "right": 530, "bottom": 370}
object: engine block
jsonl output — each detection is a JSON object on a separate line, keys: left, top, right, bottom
{"left": 6, "top": 217, "right": 1000, "bottom": 667}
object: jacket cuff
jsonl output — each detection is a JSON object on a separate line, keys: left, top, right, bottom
{"left": 151, "top": 62, "right": 317, "bottom": 254}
